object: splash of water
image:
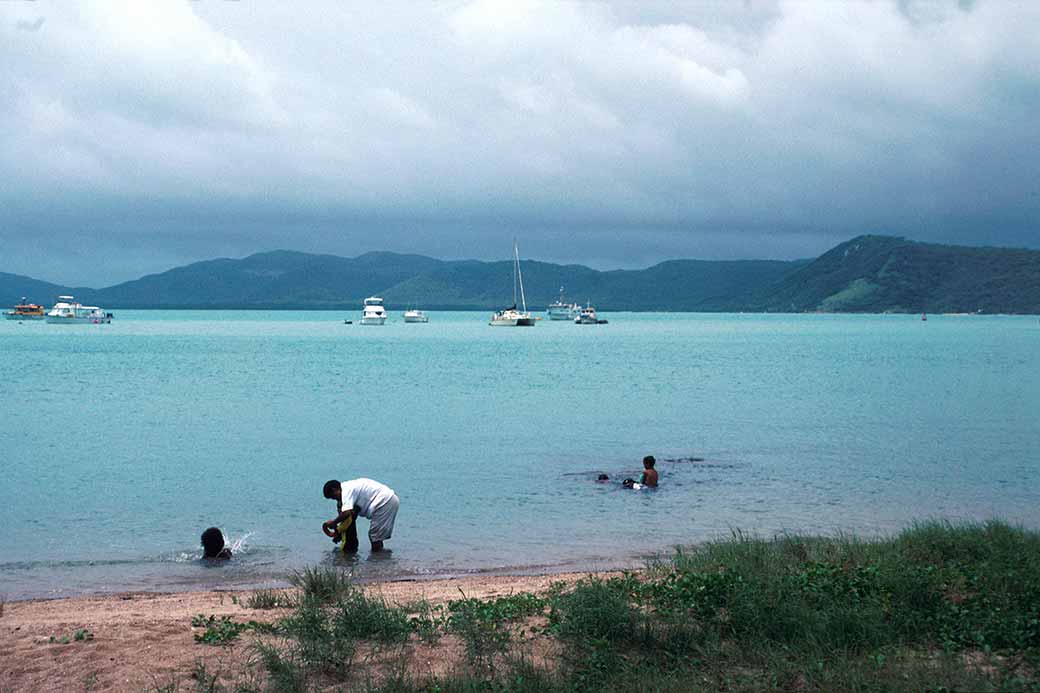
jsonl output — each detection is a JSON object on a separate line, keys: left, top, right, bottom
{"left": 229, "top": 532, "right": 252, "bottom": 554}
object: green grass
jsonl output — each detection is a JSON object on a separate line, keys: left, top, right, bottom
{"left": 244, "top": 588, "right": 293, "bottom": 610}
{"left": 170, "top": 520, "right": 1040, "bottom": 691}
{"left": 288, "top": 565, "right": 353, "bottom": 602}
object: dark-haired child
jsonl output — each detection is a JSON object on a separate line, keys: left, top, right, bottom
{"left": 640, "top": 455, "right": 659, "bottom": 488}
{"left": 201, "top": 527, "right": 232, "bottom": 560}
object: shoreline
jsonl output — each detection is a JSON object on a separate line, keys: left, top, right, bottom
{"left": 0, "top": 553, "right": 648, "bottom": 604}
{"left": 0, "top": 570, "right": 624, "bottom": 692}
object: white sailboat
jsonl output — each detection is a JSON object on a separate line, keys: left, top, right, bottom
{"left": 490, "top": 241, "right": 535, "bottom": 327}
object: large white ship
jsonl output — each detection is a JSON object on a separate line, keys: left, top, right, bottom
{"left": 45, "top": 296, "right": 112, "bottom": 324}
{"left": 546, "top": 287, "right": 580, "bottom": 321}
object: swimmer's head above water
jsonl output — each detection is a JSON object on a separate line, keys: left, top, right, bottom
{"left": 201, "top": 527, "right": 232, "bottom": 559}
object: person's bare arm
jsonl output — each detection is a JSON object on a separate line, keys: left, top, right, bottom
{"left": 322, "top": 508, "right": 355, "bottom": 537}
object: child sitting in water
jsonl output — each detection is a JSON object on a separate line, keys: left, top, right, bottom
{"left": 640, "top": 455, "right": 659, "bottom": 488}
{"left": 200, "top": 527, "right": 232, "bottom": 560}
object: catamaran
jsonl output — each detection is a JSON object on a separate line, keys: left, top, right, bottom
{"left": 490, "top": 241, "right": 535, "bottom": 327}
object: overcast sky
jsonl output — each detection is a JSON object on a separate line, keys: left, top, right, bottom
{"left": 2, "top": 1, "right": 1038, "bottom": 286}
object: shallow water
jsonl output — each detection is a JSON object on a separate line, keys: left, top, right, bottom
{"left": 1, "top": 311, "right": 1038, "bottom": 599}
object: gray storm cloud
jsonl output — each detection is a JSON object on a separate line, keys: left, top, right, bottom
{"left": 1, "top": 0, "right": 1037, "bottom": 285}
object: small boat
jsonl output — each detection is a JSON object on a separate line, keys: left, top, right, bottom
{"left": 4, "top": 298, "right": 46, "bottom": 320}
{"left": 403, "top": 309, "right": 429, "bottom": 323}
{"left": 575, "top": 303, "right": 608, "bottom": 325}
{"left": 360, "top": 296, "right": 387, "bottom": 325}
{"left": 490, "top": 241, "right": 535, "bottom": 327}
{"left": 45, "top": 296, "right": 113, "bottom": 324}
{"left": 546, "top": 287, "right": 580, "bottom": 321}
{"left": 921, "top": 313, "right": 927, "bottom": 321}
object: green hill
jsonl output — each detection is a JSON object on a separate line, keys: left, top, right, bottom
{"left": 3, "top": 235, "right": 1038, "bottom": 313}
{"left": 754, "top": 235, "right": 1040, "bottom": 313}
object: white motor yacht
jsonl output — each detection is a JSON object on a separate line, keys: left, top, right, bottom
{"left": 546, "top": 287, "right": 580, "bottom": 321}
{"left": 575, "top": 303, "right": 607, "bottom": 324}
{"left": 403, "top": 309, "right": 429, "bottom": 323}
{"left": 361, "top": 297, "right": 387, "bottom": 325}
{"left": 490, "top": 241, "right": 535, "bottom": 327}
{"left": 45, "top": 296, "right": 113, "bottom": 324}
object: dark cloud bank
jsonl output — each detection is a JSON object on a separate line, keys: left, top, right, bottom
{"left": 1, "top": 1, "right": 1037, "bottom": 286}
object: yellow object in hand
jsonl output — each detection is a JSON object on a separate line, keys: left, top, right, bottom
{"left": 335, "top": 515, "right": 355, "bottom": 554}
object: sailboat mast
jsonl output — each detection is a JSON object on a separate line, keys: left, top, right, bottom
{"left": 512, "top": 241, "right": 518, "bottom": 307}
{"left": 515, "top": 241, "right": 528, "bottom": 312}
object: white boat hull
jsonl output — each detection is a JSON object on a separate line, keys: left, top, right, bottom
{"left": 360, "top": 316, "right": 387, "bottom": 325}
{"left": 490, "top": 317, "right": 535, "bottom": 326}
{"left": 403, "top": 315, "right": 428, "bottom": 323}
{"left": 45, "top": 315, "right": 111, "bottom": 324}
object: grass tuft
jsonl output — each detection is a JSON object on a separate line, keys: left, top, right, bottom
{"left": 244, "top": 588, "right": 293, "bottom": 610}
{"left": 289, "top": 565, "right": 353, "bottom": 603}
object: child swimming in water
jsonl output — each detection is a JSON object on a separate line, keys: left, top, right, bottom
{"left": 200, "top": 527, "right": 232, "bottom": 559}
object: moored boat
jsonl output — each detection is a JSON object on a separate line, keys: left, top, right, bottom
{"left": 490, "top": 241, "right": 535, "bottom": 327}
{"left": 546, "top": 287, "right": 580, "bottom": 321}
{"left": 45, "top": 296, "right": 113, "bottom": 324}
{"left": 4, "top": 298, "right": 46, "bottom": 320}
{"left": 403, "top": 309, "right": 429, "bottom": 323}
{"left": 574, "top": 303, "right": 607, "bottom": 325}
{"left": 361, "top": 296, "right": 387, "bottom": 325}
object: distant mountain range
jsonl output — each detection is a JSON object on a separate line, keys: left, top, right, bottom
{"left": 3, "top": 235, "right": 1039, "bottom": 313}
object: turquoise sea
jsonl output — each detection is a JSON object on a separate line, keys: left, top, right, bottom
{"left": 1, "top": 311, "right": 1038, "bottom": 600}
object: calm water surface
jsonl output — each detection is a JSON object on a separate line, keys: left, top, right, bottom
{"left": 1, "top": 311, "right": 1038, "bottom": 599}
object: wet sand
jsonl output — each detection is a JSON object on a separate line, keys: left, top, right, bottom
{"left": 0, "top": 570, "right": 623, "bottom": 692}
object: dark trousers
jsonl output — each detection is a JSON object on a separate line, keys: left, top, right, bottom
{"left": 341, "top": 518, "right": 360, "bottom": 553}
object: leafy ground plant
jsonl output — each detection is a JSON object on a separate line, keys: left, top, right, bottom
{"left": 47, "top": 629, "right": 93, "bottom": 645}
{"left": 191, "top": 614, "right": 275, "bottom": 645}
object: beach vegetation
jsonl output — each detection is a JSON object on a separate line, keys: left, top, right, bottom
{"left": 191, "top": 614, "right": 275, "bottom": 646}
{"left": 46, "top": 629, "right": 92, "bottom": 645}
{"left": 288, "top": 565, "right": 352, "bottom": 602}
{"left": 402, "top": 598, "right": 446, "bottom": 644}
{"left": 445, "top": 592, "right": 549, "bottom": 667}
{"left": 162, "top": 520, "right": 1040, "bottom": 690}
{"left": 189, "top": 661, "right": 221, "bottom": 693}
{"left": 244, "top": 588, "right": 293, "bottom": 610}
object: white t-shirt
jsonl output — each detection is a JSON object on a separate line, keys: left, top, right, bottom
{"left": 340, "top": 478, "right": 396, "bottom": 519}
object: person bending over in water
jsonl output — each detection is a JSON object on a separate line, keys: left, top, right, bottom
{"left": 201, "top": 527, "right": 232, "bottom": 559}
{"left": 322, "top": 478, "right": 400, "bottom": 553}
{"left": 640, "top": 455, "right": 659, "bottom": 488}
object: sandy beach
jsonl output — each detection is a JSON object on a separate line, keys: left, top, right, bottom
{"left": 0, "top": 571, "right": 622, "bottom": 692}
